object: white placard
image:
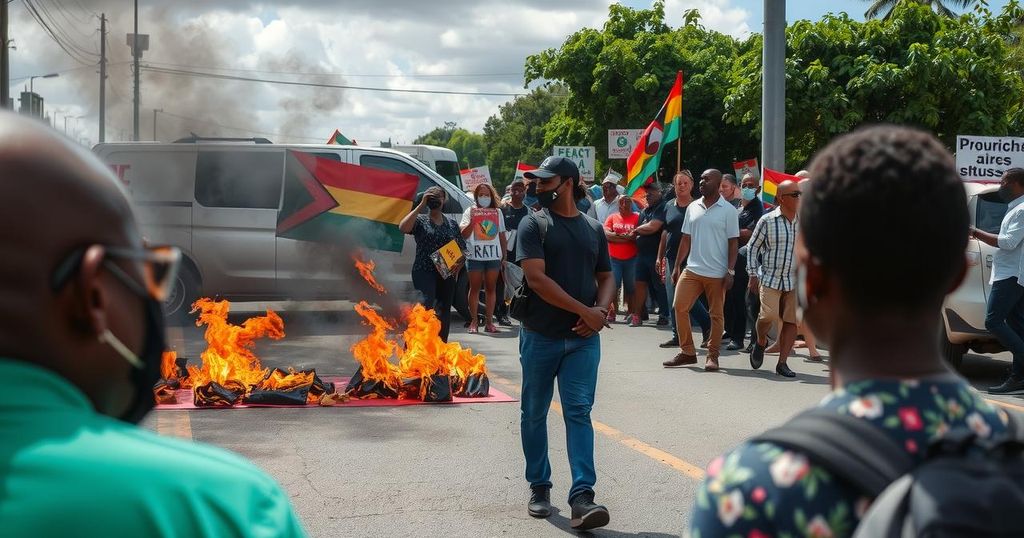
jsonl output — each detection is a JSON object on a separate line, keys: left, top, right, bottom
{"left": 552, "top": 146, "right": 596, "bottom": 182}
{"left": 956, "top": 135, "right": 1024, "bottom": 182}
{"left": 607, "top": 129, "right": 644, "bottom": 159}
{"left": 459, "top": 165, "right": 492, "bottom": 191}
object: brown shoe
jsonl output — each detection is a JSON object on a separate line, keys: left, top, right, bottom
{"left": 705, "top": 356, "right": 720, "bottom": 371}
{"left": 663, "top": 353, "right": 698, "bottom": 367}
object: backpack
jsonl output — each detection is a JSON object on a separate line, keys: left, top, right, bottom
{"left": 508, "top": 210, "right": 550, "bottom": 322}
{"left": 753, "top": 407, "right": 1024, "bottom": 537}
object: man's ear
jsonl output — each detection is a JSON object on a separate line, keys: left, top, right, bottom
{"left": 75, "top": 245, "right": 110, "bottom": 338}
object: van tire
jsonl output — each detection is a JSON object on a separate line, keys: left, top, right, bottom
{"left": 941, "top": 324, "right": 967, "bottom": 371}
{"left": 164, "top": 264, "right": 200, "bottom": 324}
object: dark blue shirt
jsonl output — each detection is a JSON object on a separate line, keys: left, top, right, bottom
{"left": 637, "top": 199, "right": 666, "bottom": 259}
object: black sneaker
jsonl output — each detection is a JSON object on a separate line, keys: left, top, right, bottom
{"left": 987, "top": 375, "right": 1024, "bottom": 395}
{"left": 656, "top": 316, "right": 669, "bottom": 326}
{"left": 659, "top": 337, "right": 679, "bottom": 348}
{"left": 776, "top": 363, "right": 796, "bottom": 378}
{"left": 569, "top": 491, "right": 609, "bottom": 530}
{"left": 750, "top": 342, "right": 765, "bottom": 370}
{"left": 527, "top": 486, "right": 551, "bottom": 518}
{"left": 497, "top": 315, "right": 513, "bottom": 327}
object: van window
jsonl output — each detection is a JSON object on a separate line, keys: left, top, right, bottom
{"left": 435, "top": 160, "right": 463, "bottom": 189}
{"left": 359, "top": 154, "right": 462, "bottom": 212}
{"left": 195, "top": 151, "right": 283, "bottom": 209}
{"left": 977, "top": 192, "right": 1008, "bottom": 234}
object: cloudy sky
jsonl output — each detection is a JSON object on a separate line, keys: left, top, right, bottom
{"left": 7, "top": 0, "right": 1005, "bottom": 147}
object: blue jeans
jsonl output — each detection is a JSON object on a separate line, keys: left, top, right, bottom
{"left": 666, "top": 258, "right": 710, "bottom": 335}
{"left": 519, "top": 328, "right": 601, "bottom": 502}
{"left": 610, "top": 257, "right": 637, "bottom": 297}
{"left": 985, "top": 277, "right": 1024, "bottom": 376}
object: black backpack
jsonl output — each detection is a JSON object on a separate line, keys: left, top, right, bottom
{"left": 508, "top": 210, "right": 550, "bottom": 322}
{"left": 753, "top": 407, "right": 1024, "bottom": 537}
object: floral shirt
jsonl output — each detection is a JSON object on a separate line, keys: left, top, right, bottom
{"left": 688, "top": 378, "right": 1010, "bottom": 538}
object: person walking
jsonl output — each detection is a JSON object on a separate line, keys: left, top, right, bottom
{"left": 633, "top": 181, "right": 670, "bottom": 327}
{"left": 722, "top": 173, "right": 765, "bottom": 350}
{"left": 605, "top": 196, "right": 641, "bottom": 326}
{"left": 747, "top": 180, "right": 802, "bottom": 378}
{"left": 399, "top": 186, "right": 466, "bottom": 342}
{"left": 517, "top": 156, "right": 615, "bottom": 531}
{"left": 461, "top": 183, "right": 507, "bottom": 334}
{"left": 664, "top": 169, "right": 739, "bottom": 370}
{"left": 689, "top": 125, "right": 1011, "bottom": 538}
{"left": 658, "top": 171, "right": 712, "bottom": 349}
{"left": 972, "top": 167, "right": 1024, "bottom": 394}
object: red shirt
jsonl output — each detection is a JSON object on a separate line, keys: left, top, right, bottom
{"left": 604, "top": 212, "right": 639, "bottom": 260}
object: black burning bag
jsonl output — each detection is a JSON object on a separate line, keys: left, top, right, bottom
{"left": 455, "top": 373, "right": 490, "bottom": 398}
{"left": 398, "top": 377, "right": 422, "bottom": 400}
{"left": 420, "top": 373, "right": 452, "bottom": 402}
{"left": 245, "top": 386, "right": 310, "bottom": 405}
{"left": 345, "top": 367, "right": 398, "bottom": 399}
{"left": 194, "top": 381, "right": 244, "bottom": 407}
{"left": 310, "top": 373, "right": 334, "bottom": 397}
{"left": 153, "top": 381, "right": 178, "bottom": 404}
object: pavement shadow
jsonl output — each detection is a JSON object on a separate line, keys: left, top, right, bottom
{"left": 679, "top": 364, "right": 830, "bottom": 385}
{"left": 542, "top": 507, "right": 678, "bottom": 537}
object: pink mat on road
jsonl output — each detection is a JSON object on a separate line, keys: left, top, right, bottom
{"left": 155, "top": 376, "right": 517, "bottom": 410}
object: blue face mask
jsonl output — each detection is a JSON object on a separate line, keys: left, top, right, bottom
{"left": 741, "top": 187, "right": 758, "bottom": 201}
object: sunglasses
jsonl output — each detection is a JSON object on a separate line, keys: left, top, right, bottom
{"left": 781, "top": 192, "right": 803, "bottom": 198}
{"left": 51, "top": 244, "right": 182, "bottom": 302}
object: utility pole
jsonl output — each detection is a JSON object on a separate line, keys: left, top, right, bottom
{"left": 132, "top": 0, "right": 140, "bottom": 141}
{"left": 1, "top": 0, "right": 9, "bottom": 109}
{"left": 152, "top": 108, "right": 161, "bottom": 140}
{"left": 762, "top": 0, "right": 786, "bottom": 172}
{"left": 99, "top": 13, "right": 107, "bottom": 142}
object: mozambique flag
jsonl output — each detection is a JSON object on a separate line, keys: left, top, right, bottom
{"left": 326, "top": 129, "right": 356, "bottom": 145}
{"left": 761, "top": 168, "right": 799, "bottom": 206}
{"left": 277, "top": 151, "right": 417, "bottom": 252}
{"left": 625, "top": 71, "right": 683, "bottom": 195}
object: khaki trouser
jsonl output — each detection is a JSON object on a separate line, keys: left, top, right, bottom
{"left": 756, "top": 286, "right": 797, "bottom": 345}
{"left": 674, "top": 270, "right": 726, "bottom": 357}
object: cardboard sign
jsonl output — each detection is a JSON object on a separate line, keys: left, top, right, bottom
{"left": 431, "top": 239, "right": 464, "bottom": 279}
{"left": 956, "top": 135, "right": 1024, "bottom": 182}
{"left": 733, "top": 158, "right": 760, "bottom": 183}
{"left": 553, "top": 146, "right": 596, "bottom": 182}
{"left": 608, "top": 129, "right": 644, "bottom": 159}
{"left": 459, "top": 166, "right": 492, "bottom": 191}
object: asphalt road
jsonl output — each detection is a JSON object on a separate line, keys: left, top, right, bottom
{"left": 144, "top": 302, "right": 1024, "bottom": 537}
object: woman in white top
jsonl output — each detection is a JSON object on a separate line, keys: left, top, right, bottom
{"left": 460, "top": 183, "right": 508, "bottom": 333}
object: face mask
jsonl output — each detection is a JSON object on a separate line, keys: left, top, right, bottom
{"left": 427, "top": 198, "right": 443, "bottom": 210}
{"left": 537, "top": 178, "right": 568, "bottom": 208}
{"left": 477, "top": 196, "right": 491, "bottom": 207}
{"left": 741, "top": 187, "right": 757, "bottom": 201}
{"left": 999, "top": 184, "right": 1015, "bottom": 202}
{"left": 99, "top": 296, "right": 167, "bottom": 424}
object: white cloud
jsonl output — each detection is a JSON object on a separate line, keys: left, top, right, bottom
{"left": 662, "top": 0, "right": 752, "bottom": 37}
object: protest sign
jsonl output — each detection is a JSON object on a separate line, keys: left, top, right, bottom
{"left": 608, "top": 129, "right": 644, "bottom": 159}
{"left": 553, "top": 146, "right": 596, "bottom": 182}
{"left": 459, "top": 166, "right": 492, "bottom": 191}
{"left": 956, "top": 135, "right": 1024, "bottom": 182}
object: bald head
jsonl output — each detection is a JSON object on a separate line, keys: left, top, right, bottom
{"left": 776, "top": 180, "right": 801, "bottom": 216}
{"left": 699, "top": 169, "right": 723, "bottom": 199}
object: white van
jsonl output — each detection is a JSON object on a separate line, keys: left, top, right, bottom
{"left": 390, "top": 144, "right": 463, "bottom": 190}
{"left": 93, "top": 138, "right": 473, "bottom": 318}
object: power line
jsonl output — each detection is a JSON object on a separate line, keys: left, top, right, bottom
{"left": 21, "top": 0, "right": 97, "bottom": 65}
{"left": 157, "top": 110, "right": 327, "bottom": 142}
{"left": 141, "top": 66, "right": 527, "bottom": 97}
{"left": 10, "top": 60, "right": 130, "bottom": 82}
{"left": 141, "top": 60, "right": 523, "bottom": 80}
{"left": 30, "top": 0, "right": 97, "bottom": 51}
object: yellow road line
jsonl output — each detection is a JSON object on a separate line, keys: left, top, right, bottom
{"left": 490, "top": 375, "right": 706, "bottom": 481}
{"left": 155, "top": 411, "right": 193, "bottom": 440}
{"left": 986, "top": 398, "right": 1024, "bottom": 413}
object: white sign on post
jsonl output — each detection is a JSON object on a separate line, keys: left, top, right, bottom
{"left": 552, "top": 146, "right": 596, "bottom": 182}
{"left": 607, "top": 129, "right": 644, "bottom": 159}
{"left": 956, "top": 135, "right": 1024, "bottom": 182}
{"left": 459, "top": 165, "right": 492, "bottom": 191}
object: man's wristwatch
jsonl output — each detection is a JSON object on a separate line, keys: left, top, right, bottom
{"left": 727, "top": 269, "right": 736, "bottom": 276}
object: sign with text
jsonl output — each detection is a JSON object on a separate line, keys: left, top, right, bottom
{"left": 459, "top": 165, "right": 492, "bottom": 191}
{"left": 733, "top": 158, "right": 760, "bottom": 183}
{"left": 553, "top": 146, "right": 596, "bottom": 182}
{"left": 956, "top": 135, "right": 1024, "bottom": 182}
{"left": 607, "top": 129, "right": 644, "bottom": 159}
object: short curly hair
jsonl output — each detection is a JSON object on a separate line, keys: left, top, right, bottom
{"left": 804, "top": 125, "right": 968, "bottom": 314}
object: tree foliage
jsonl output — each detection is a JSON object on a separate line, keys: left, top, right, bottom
{"left": 413, "top": 122, "right": 487, "bottom": 168}
{"left": 483, "top": 85, "right": 566, "bottom": 190}
{"left": 862, "top": 0, "right": 977, "bottom": 20}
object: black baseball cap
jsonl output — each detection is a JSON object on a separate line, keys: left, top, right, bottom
{"left": 524, "top": 156, "right": 580, "bottom": 181}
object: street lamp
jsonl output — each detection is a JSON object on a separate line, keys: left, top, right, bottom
{"left": 28, "top": 72, "right": 59, "bottom": 118}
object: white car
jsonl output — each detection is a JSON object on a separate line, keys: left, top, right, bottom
{"left": 942, "top": 182, "right": 1008, "bottom": 369}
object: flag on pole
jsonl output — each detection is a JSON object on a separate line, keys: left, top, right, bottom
{"left": 326, "top": 129, "right": 356, "bottom": 145}
{"left": 513, "top": 161, "right": 534, "bottom": 182}
{"left": 625, "top": 71, "right": 683, "bottom": 195}
{"left": 761, "top": 168, "right": 799, "bottom": 206}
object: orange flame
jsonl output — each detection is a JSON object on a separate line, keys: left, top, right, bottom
{"left": 255, "top": 368, "right": 316, "bottom": 392}
{"left": 352, "top": 252, "right": 386, "bottom": 294}
{"left": 160, "top": 350, "right": 178, "bottom": 380}
{"left": 350, "top": 301, "right": 401, "bottom": 388}
{"left": 186, "top": 298, "right": 286, "bottom": 389}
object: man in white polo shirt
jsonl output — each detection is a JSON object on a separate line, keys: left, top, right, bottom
{"left": 664, "top": 169, "right": 739, "bottom": 371}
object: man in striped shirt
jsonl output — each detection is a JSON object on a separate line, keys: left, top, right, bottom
{"left": 747, "top": 180, "right": 802, "bottom": 377}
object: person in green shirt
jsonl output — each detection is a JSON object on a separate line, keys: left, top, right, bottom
{"left": 0, "top": 111, "right": 306, "bottom": 537}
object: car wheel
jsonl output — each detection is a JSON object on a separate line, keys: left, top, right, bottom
{"left": 940, "top": 324, "right": 967, "bottom": 371}
{"left": 164, "top": 264, "right": 200, "bottom": 325}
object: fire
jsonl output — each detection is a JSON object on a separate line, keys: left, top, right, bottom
{"left": 186, "top": 298, "right": 286, "bottom": 388}
{"left": 255, "top": 368, "right": 316, "bottom": 392}
{"left": 351, "top": 301, "right": 401, "bottom": 388}
{"left": 161, "top": 350, "right": 178, "bottom": 381}
{"left": 353, "top": 252, "right": 386, "bottom": 294}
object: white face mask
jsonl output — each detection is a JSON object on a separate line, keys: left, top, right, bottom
{"left": 477, "top": 196, "right": 491, "bottom": 207}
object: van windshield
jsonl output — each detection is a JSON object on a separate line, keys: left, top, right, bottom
{"left": 977, "top": 192, "right": 1008, "bottom": 234}
{"left": 435, "top": 160, "right": 463, "bottom": 190}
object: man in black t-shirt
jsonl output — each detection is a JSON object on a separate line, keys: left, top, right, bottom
{"left": 632, "top": 181, "right": 669, "bottom": 326}
{"left": 517, "top": 156, "right": 615, "bottom": 531}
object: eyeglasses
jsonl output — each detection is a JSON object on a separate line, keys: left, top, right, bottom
{"left": 51, "top": 244, "right": 182, "bottom": 302}
{"left": 782, "top": 192, "right": 803, "bottom": 198}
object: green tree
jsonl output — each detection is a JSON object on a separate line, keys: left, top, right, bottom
{"left": 523, "top": 2, "right": 758, "bottom": 180}
{"left": 483, "top": 85, "right": 567, "bottom": 190}
{"left": 724, "top": 2, "right": 1024, "bottom": 168}
{"left": 862, "top": 0, "right": 976, "bottom": 19}
{"left": 413, "top": 121, "right": 459, "bottom": 146}
{"left": 447, "top": 129, "right": 487, "bottom": 168}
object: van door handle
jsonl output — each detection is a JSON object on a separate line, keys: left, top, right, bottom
{"left": 986, "top": 255, "right": 993, "bottom": 268}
